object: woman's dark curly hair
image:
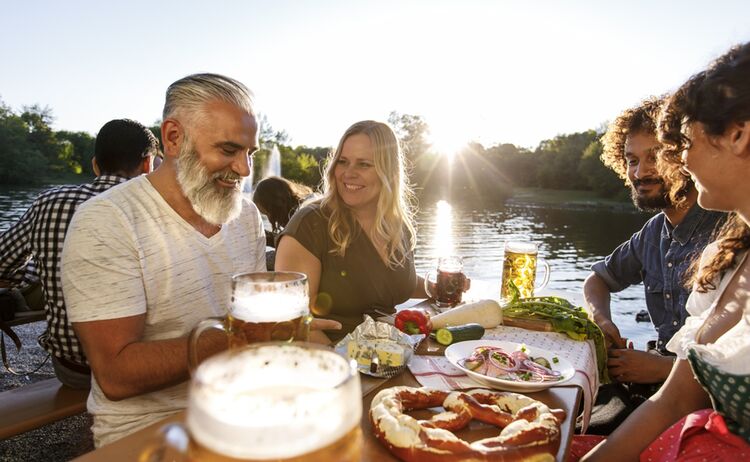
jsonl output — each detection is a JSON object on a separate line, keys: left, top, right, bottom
{"left": 253, "top": 176, "right": 313, "bottom": 233}
{"left": 657, "top": 42, "right": 750, "bottom": 292}
{"left": 600, "top": 96, "right": 665, "bottom": 181}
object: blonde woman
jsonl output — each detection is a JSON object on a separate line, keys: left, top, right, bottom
{"left": 276, "top": 120, "right": 426, "bottom": 343}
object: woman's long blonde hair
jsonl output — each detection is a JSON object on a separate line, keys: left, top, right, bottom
{"left": 320, "top": 120, "right": 416, "bottom": 269}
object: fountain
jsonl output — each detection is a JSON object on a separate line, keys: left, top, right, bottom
{"left": 243, "top": 144, "right": 281, "bottom": 194}
{"left": 264, "top": 144, "right": 282, "bottom": 179}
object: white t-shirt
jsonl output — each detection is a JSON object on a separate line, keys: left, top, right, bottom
{"left": 62, "top": 176, "right": 266, "bottom": 447}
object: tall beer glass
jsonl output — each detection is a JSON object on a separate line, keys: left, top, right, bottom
{"left": 142, "top": 343, "right": 363, "bottom": 461}
{"left": 500, "top": 241, "right": 550, "bottom": 300}
{"left": 189, "top": 272, "right": 311, "bottom": 369}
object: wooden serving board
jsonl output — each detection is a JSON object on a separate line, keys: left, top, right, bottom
{"left": 502, "top": 316, "right": 555, "bottom": 332}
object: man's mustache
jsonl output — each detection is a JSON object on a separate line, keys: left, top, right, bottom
{"left": 632, "top": 178, "right": 664, "bottom": 188}
{"left": 213, "top": 172, "right": 242, "bottom": 183}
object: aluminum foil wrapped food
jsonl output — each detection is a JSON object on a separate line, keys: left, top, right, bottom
{"left": 335, "top": 315, "right": 423, "bottom": 378}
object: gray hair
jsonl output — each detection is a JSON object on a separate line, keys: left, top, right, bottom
{"left": 162, "top": 73, "right": 255, "bottom": 125}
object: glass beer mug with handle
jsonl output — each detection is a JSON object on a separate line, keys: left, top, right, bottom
{"left": 500, "top": 241, "right": 550, "bottom": 300}
{"left": 424, "top": 255, "right": 471, "bottom": 309}
{"left": 141, "top": 343, "right": 363, "bottom": 461}
{"left": 189, "top": 271, "right": 312, "bottom": 369}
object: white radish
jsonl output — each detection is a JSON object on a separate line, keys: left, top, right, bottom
{"left": 431, "top": 299, "right": 502, "bottom": 329}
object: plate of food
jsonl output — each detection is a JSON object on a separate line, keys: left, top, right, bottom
{"left": 444, "top": 340, "right": 575, "bottom": 392}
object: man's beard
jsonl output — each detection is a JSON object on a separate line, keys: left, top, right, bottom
{"left": 176, "top": 140, "right": 246, "bottom": 225}
{"left": 630, "top": 178, "right": 672, "bottom": 212}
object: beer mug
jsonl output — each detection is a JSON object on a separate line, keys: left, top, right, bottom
{"left": 500, "top": 241, "right": 550, "bottom": 300}
{"left": 424, "top": 255, "right": 471, "bottom": 308}
{"left": 189, "top": 272, "right": 312, "bottom": 369}
{"left": 141, "top": 343, "right": 363, "bottom": 461}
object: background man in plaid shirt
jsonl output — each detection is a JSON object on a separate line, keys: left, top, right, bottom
{"left": 0, "top": 119, "right": 158, "bottom": 388}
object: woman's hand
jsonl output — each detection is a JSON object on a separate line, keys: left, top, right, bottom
{"left": 308, "top": 318, "right": 340, "bottom": 345}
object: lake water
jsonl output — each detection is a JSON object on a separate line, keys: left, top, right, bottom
{"left": 0, "top": 185, "right": 655, "bottom": 348}
{"left": 412, "top": 198, "right": 653, "bottom": 348}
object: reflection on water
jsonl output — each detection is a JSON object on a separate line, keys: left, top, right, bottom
{"left": 415, "top": 200, "right": 653, "bottom": 349}
{"left": 0, "top": 186, "right": 655, "bottom": 349}
{"left": 0, "top": 187, "right": 45, "bottom": 226}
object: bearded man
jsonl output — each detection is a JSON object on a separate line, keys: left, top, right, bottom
{"left": 581, "top": 97, "right": 725, "bottom": 434}
{"left": 61, "top": 74, "right": 338, "bottom": 447}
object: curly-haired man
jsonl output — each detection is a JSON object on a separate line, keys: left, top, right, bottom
{"left": 581, "top": 97, "right": 725, "bottom": 434}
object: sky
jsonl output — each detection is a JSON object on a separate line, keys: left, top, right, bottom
{"left": 1, "top": 0, "right": 749, "bottom": 153}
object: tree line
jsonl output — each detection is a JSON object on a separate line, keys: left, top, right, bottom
{"left": 0, "top": 98, "right": 628, "bottom": 203}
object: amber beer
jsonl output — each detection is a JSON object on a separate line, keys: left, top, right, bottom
{"left": 185, "top": 426, "right": 362, "bottom": 462}
{"left": 227, "top": 293, "right": 310, "bottom": 347}
{"left": 501, "top": 241, "right": 550, "bottom": 299}
{"left": 143, "top": 344, "right": 363, "bottom": 461}
{"left": 189, "top": 272, "right": 311, "bottom": 368}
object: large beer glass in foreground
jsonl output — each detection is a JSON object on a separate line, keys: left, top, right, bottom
{"left": 190, "top": 272, "right": 311, "bottom": 367}
{"left": 500, "top": 241, "right": 550, "bottom": 299}
{"left": 142, "top": 343, "right": 363, "bottom": 461}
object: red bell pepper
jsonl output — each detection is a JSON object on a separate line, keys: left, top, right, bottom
{"left": 394, "top": 308, "right": 432, "bottom": 335}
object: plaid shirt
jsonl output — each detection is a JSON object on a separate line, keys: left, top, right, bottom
{"left": 0, "top": 175, "right": 128, "bottom": 365}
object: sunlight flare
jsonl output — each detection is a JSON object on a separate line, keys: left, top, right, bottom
{"left": 432, "top": 200, "right": 455, "bottom": 258}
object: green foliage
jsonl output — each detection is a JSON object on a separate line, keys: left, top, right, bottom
{"left": 577, "top": 139, "right": 629, "bottom": 199}
{"left": 57, "top": 130, "right": 95, "bottom": 175}
{"left": 388, "top": 111, "right": 431, "bottom": 164}
{"left": 0, "top": 97, "right": 634, "bottom": 207}
{"left": 535, "top": 130, "right": 599, "bottom": 190}
{"left": 0, "top": 102, "right": 47, "bottom": 184}
{"left": 0, "top": 99, "right": 82, "bottom": 185}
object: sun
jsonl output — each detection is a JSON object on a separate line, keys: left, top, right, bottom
{"left": 428, "top": 132, "right": 464, "bottom": 163}
{"left": 426, "top": 121, "right": 468, "bottom": 163}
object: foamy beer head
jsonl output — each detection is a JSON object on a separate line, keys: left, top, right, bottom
{"left": 230, "top": 272, "right": 311, "bottom": 343}
{"left": 188, "top": 343, "right": 362, "bottom": 461}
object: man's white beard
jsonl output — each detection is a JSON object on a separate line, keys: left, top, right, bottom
{"left": 176, "top": 141, "right": 246, "bottom": 226}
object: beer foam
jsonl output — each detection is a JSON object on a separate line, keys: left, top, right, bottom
{"left": 231, "top": 292, "right": 309, "bottom": 322}
{"left": 505, "top": 241, "right": 538, "bottom": 254}
{"left": 188, "top": 345, "right": 361, "bottom": 460}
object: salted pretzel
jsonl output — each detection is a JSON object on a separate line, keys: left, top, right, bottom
{"left": 370, "top": 386, "right": 566, "bottom": 462}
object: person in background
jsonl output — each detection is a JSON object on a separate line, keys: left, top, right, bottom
{"left": 0, "top": 119, "right": 157, "bottom": 388}
{"left": 583, "top": 41, "right": 750, "bottom": 462}
{"left": 581, "top": 97, "right": 725, "bottom": 434}
{"left": 253, "top": 175, "right": 313, "bottom": 247}
{"left": 275, "top": 120, "right": 427, "bottom": 343}
{"left": 253, "top": 176, "right": 314, "bottom": 270}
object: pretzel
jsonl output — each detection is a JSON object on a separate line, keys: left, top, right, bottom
{"left": 370, "top": 386, "right": 565, "bottom": 462}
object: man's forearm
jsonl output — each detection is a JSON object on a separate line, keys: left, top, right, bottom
{"left": 91, "top": 333, "right": 226, "bottom": 401}
{"left": 583, "top": 273, "right": 613, "bottom": 323}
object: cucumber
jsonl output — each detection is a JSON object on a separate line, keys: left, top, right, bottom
{"left": 434, "top": 323, "right": 485, "bottom": 346}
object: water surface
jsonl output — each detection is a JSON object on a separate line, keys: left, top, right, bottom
{"left": 0, "top": 186, "right": 656, "bottom": 348}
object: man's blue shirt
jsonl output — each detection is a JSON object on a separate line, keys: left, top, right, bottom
{"left": 592, "top": 204, "right": 725, "bottom": 351}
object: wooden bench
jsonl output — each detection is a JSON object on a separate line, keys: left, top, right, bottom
{"left": 0, "top": 378, "right": 89, "bottom": 439}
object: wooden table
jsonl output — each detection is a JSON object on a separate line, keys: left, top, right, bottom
{"left": 74, "top": 369, "right": 580, "bottom": 461}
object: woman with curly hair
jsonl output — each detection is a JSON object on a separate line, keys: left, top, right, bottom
{"left": 275, "top": 120, "right": 426, "bottom": 343}
{"left": 583, "top": 42, "right": 750, "bottom": 461}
